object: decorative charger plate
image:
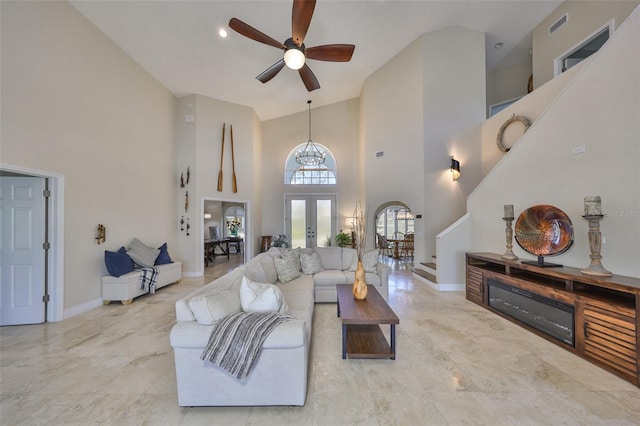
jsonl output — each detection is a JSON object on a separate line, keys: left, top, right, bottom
{"left": 514, "top": 205, "right": 574, "bottom": 257}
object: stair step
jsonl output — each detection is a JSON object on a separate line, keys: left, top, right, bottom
{"left": 421, "top": 262, "right": 436, "bottom": 270}
{"left": 413, "top": 268, "right": 437, "bottom": 283}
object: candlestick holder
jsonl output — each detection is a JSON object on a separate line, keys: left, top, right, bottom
{"left": 580, "top": 214, "right": 612, "bottom": 276}
{"left": 501, "top": 216, "right": 518, "bottom": 260}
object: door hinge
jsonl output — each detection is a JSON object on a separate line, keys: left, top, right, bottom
{"left": 43, "top": 189, "right": 51, "bottom": 198}
{"left": 43, "top": 242, "right": 51, "bottom": 250}
{"left": 42, "top": 294, "right": 50, "bottom": 303}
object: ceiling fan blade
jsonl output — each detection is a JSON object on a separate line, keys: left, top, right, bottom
{"left": 298, "top": 64, "right": 320, "bottom": 92}
{"left": 305, "top": 44, "right": 355, "bottom": 62}
{"left": 291, "top": 0, "right": 316, "bottom": 47}
{"left": 256, "top": 59, "right": 286, "bottom": 83}
{"left": 229, "top": 18, "right": 286, "bottom": 50}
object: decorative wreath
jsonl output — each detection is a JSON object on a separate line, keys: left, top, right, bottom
{"left": 496, "top": 114, "right": 532, "bottom": 152}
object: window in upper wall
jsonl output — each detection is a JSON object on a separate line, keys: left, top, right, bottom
{"left": 284, "top": 143, "right": 337, "bottom": 185}
{"left": 555, "top": 21, "right": 612, "bottom": 76}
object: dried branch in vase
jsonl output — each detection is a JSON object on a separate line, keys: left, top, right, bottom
{"left": 353, "top": 201, "right": 367, "bottom": 261}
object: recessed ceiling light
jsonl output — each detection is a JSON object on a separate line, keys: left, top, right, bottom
{"left": 219, "top": 28, "right": 228, "bottom": 38}
{"left": 494, "top": 42, "right": 504, "bottom": 49}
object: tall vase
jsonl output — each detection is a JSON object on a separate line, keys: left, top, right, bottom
{"left": 353, "top": 260, "right": 368, "bottom": 300}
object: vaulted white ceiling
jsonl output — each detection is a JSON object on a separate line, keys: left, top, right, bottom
{"left": 70, "top": 0, "right": 561, "bottom": 121}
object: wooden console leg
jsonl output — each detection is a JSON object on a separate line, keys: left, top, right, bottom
{"left": 103, "top": 300, "right": 111, "bottom": 305}
{"left": 122, "top": 299, "right": 133, "bottom": 305}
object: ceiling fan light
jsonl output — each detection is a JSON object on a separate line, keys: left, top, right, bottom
{"left": 284, "top": 48, "right": 305, "bottom": 70}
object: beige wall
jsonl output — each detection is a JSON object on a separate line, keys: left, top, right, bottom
{"left": 361, "top": 36, "right": 425, "bottom": 253}
{"left": 1, "top": 1, "right": 178, "bottom": 310}
{"left": 469, "top": 7, "right": 640, "bottom": 278}
{"left": 361, "top": 26, "right": 486, "bottom": 260}
{"left": 532, "top": 0, "right": 639, "bottom": 88}
{"left": 261, "top": 99, "right": 360, "bottom": 241}
{"left": 487, "top": 59, "right": 532, "bottom": 113}
{"left": 174, "top": 94, "right": 258, "bottom": 275}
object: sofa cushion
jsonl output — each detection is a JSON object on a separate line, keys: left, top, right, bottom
{"left": 244, "top": 253, "right": 278, "bottom": 284}
{"left": 155, "top": 242, "right": 173, "bottom": 265}
{"left": 315, "top": 247, "right": 343, "bottom": 270}
{"left": 188, "top": 289, "right": 242, "bottom": 325}
{"left": 313, "top": 270, "right": 347, "bottom": 286}
{"left": 240, "top": 276, "right": 289, "bottom": 313}
{"left": 300, "top": 251, "right": 322, "bottom": 275}
{"left": 349, "top": 249, "right": 378, "bottom": 273}
{"left": 127, "top": 238, "right": 160, "bottom": 268}
{"left": 274, "top": 255, "right": 302, "bottom": 283}
{"left": 260, "top": 255, "right": 278, "bottom": 284}
{"left": 344, "top": 271, "right": 382, "bottom": 286}
{"left": 342, "top": 248, "right": 357, "bottom": 271}
{"left": 276, "top": 275, "right": 314, "bottom": 292}
{"left": 281, "top": 247, "right": 302, "bottom": 272}
{"left": 104, "top": 247, "right": 134, "bottom": 277}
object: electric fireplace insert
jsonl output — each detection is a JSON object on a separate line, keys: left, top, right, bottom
{"left": 488, "top": 278, "right": 575, "bottom": 347}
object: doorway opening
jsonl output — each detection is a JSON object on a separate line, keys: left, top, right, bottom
{"left": 203, "top": 198, "right": 248, "bottom": 273}
{"left": 374, "top": 202, "right": 415, "bottom": 261}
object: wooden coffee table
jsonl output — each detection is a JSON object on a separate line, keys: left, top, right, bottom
{"left": 336, "top": 284, "right": 399, "bottom": 359}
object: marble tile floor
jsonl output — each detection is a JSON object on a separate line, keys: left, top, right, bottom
{"left": 1, "top": 257, "right": 639, "bottom": 425}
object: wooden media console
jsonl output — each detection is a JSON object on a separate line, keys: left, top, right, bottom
{"left": 466, "top": 252, "right": 640, "bottom": 387}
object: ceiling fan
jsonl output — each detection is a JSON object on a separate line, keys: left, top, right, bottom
{"left": 229, "top": 0, "right": 355, "bottom": 92}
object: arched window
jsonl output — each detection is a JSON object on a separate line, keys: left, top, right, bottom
{"left": 284, "top": 143, "right": 337, "bottom": 185}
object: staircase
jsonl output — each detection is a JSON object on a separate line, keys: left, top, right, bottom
{"left": 413, "top": 258, "right": 439, "bottom": 289}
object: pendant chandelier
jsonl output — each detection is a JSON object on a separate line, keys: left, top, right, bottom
{"left": 295, "top": 100, "right": 326, "bottom": 167}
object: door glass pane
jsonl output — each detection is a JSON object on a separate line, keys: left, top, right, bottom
{"left": 291, "top": 200, "right": 307, "bottom": 248}
{"left": 316, "top": 199, "right": 332, "bottom": 247}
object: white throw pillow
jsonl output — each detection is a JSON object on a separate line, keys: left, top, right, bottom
{"left": 274, "top": 256, "right": 301, "bottom": 283}
{"left": 240, "top": 276, "right": 289, "bottom": 313}
{"left": 349, "top": 250, "right": 378, "bottom": 273}
{"left": 300, "top": 251, "right": 322, "bottom": 275}
{"left": 127, "top": 238, "right": 160, "bottom": 268}
{"left": 188, "top": 289, "right": 242, "bottom": 325}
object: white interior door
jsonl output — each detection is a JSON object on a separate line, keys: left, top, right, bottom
{"left": 285, "top": 194, "right": 336, "bottom": 248}
{"left": 0, "top": 177, "right": 46, "bottom": 325}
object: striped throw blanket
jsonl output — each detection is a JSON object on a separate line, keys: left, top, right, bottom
{"left": 201, "top": 311, "right": 293, "bottom": 380}
{"left": 139, "top": 267, "right": 159, "bottom": 294}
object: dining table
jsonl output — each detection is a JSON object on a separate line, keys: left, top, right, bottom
{"left": 204, "top": 237, "right": 243, "bottom": 266}
{"left": 387, "top": 239, "right": 406, "bottom": 259}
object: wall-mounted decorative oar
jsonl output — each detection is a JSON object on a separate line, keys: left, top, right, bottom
{"left": 231, "top": 125, "right": 238, "bottom": 193}
{"left": 217, "top": 123, "right": 225, "bottom": 191}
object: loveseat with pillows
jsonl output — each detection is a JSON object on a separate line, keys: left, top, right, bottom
{"left": 169, "top": 246, "right": 390, "bottom": 406}
{"left": 102, "top": 238, "right": 182, "bottom": 305}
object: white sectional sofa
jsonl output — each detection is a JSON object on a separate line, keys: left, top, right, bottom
{"left": 170, "top": 247, "right": 390, "bottom": 407}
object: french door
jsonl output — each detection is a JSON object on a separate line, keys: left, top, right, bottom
{"left": 285, "top": 194, "right": 336, "bottom": 248}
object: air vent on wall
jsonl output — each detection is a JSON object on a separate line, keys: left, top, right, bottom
{"left": 549, "top": 13, "right": 568, "bottom": 35}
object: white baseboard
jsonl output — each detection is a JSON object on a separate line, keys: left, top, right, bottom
{"left": 183, "top": 271, "right": 201, "bottom": 278}
{"left": 64, "top": 297, "right": 103, "bottom": 319}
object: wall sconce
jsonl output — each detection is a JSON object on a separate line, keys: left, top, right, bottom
{"left": 204, "top": 213, "right": 212, "bottom": 220}
{"left": 450, "top": 157, "right": 461, "bottom": 181}
{"left": 95, "top": 224, "right": 106, "bottom": 245}
{"left": 345, "top": 216, "right": 355, "bottom": 229}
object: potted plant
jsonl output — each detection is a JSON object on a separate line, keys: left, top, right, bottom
{"left": 335, "top": 231, "right": 352, "bottom": 248}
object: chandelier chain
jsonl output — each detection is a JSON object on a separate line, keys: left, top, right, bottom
{"left": 295, "top": 100, "right": 326, "bottom": 167}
